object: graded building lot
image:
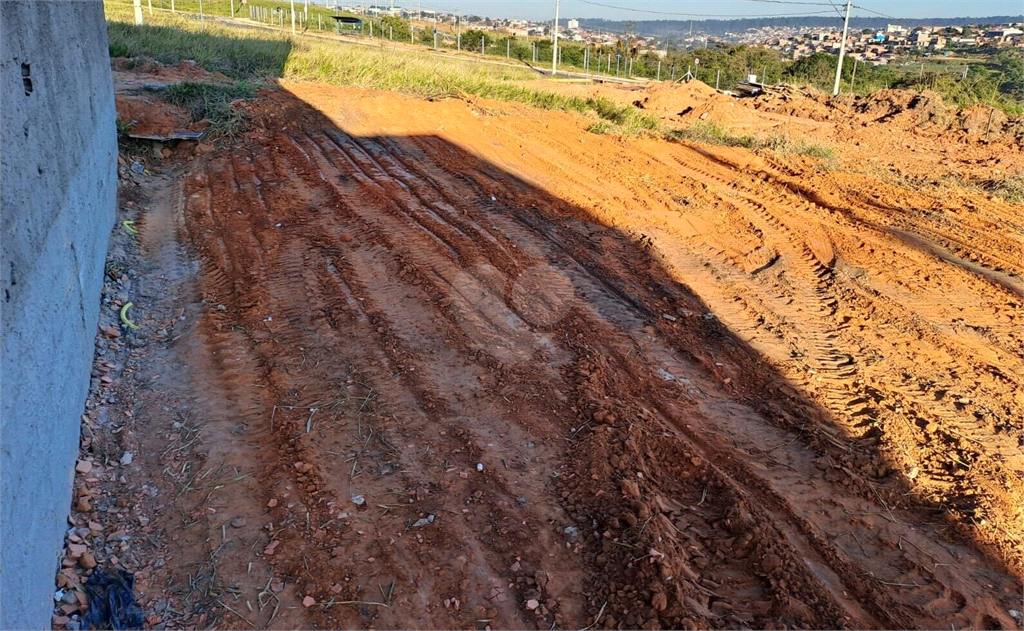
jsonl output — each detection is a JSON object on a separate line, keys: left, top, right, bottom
{"left": 61, "top": 60, "right": 1022, "bottom": 631}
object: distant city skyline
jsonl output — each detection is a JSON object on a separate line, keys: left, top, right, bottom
{"left": 322, "top": 0, "right": 1024, "bottom": 22}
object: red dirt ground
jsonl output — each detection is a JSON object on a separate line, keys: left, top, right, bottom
{"left": 57, "top": 65, "right": 1022, "bottom": 631}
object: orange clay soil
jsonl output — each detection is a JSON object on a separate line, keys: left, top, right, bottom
{"left": 64, "top": 70, "right": 1021, "bottom": 631}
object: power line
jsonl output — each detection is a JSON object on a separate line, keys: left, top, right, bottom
{"left": 823, "top": 0, "right": 847, "bottom": 19}
{"left": 571, "top": 0, "right": 835, "bottom": 18}
{"left": 851, "top": 4, "right": 898, "bottom": 20}
{"left": 739, "top": 0, "right": 837, "bottom": 5}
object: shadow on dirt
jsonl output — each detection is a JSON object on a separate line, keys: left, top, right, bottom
{"left": 161, "top": 79, "right": 1024, "bottom": 631}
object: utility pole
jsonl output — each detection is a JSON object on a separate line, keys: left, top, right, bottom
{"left": 831, "top": 0, "right": 851, "bottom": 96}
{"left": 551, "top": 0, "right": 560, "bottom": 76}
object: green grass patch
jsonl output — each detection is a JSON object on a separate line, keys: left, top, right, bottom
{"left": 667, "top": 122, "right": 837, "bottom": 162}
{"left": 667, "top": 121, "right": 758, "bottom": 148}
{"left": 161, "top": 81, "right": 256, "bottom": 136}
{"left": 761, "top": 133, "right": 836, "bottom": 159}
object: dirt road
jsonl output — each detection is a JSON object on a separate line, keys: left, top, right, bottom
{"left": 69, "top": 75, "right": 1022, "bottom": 631}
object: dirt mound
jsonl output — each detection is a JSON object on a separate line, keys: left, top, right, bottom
{"left": 111, "top": 56, "right": 228, "bottom": 83}
{"left": 848, "top": 88, "right": 952, "bottom": 129}
{"left": 747, "top": 84, "right": 836, "bottom": 122}
{"left": 115, "top": 94, "right": 207, "bottom": 137}
{"left": 958, "top": 104, "right": 1012, "bottom": 135}
{"left": 633, "top": 80, "right": 720, "bottom": 116}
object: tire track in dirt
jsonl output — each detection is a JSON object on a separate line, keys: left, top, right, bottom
{"left": 157, "top": 86, "right": 1024, "bottom": 630}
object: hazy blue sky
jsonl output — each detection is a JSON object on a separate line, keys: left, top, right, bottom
{"left": 356, "top": 0, "right": 1024, "bottom": 22}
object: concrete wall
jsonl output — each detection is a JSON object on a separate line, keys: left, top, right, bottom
{"left": 1, "top": 2, "right": 118, "bottom": 627}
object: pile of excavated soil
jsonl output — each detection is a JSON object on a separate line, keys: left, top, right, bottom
{"left": 115, "top": 94, "right": 206, "bottom": 138}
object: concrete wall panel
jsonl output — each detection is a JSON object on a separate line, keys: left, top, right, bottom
{"left": 1, "top": 2, "right": 118, "bottom": 627}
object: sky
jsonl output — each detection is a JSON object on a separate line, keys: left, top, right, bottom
{"left": 343, "top": 0, "right": 1024, "bottom": 22}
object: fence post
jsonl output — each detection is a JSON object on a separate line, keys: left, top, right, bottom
{"left": 657, "top": 60, "right": 661, "bottom": 80}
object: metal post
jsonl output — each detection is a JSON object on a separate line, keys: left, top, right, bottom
{"left": 198, "top": 0, "right": 204, "bottom": 27}
{"left": 481, "top": 37, "right": 484, "bottom": 54}
{"left": 831, "top": 0, "right": 851, "bottom": 96}
{"left": 304, "top": 0, "right": 308, "bottom": 19}
{"left": 170, "top": 0, "right": 174, "bottom": 12}
{"left": 657, "top": 60, "right": 661, "bottom": 80}
{"left": 148, "top": 0, "right": 153, "bottom": 16}
{"left": 457, "top": 10, "right": 461, "bottom": 50}
{"left": 132, "top": 0, "right": 143, "bottom": 24}
{"left": 290, "top": 0, "right": 296, "bottom": 34}
{"left": 319, "top": 14, "right": 321, "bottom": 29}
{"left": 551, "top": 0, "right": 560, "bottom": 76}
{"left": 716, "top": 69, "right": 720, "bottom": 90}
{"left": 507, "top": 39, "right": 510, "bottom": 58}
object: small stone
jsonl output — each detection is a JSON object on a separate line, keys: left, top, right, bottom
{"left": 526, "top": 599, "right": 539, "bottom": 611}
{"left": 75, "top": 461, "right": 92, "bottom": 474}
{"left": 351, "top": 494, "right": 365, "bottom": 507}
{"left": 230, "top": 517, "right": 246, "bottom": 528}
{"left": 79, "top": 552, "right": 97, "bottom": 570}
{"left": 267, "top": 498, "right": 278, "bottom": 508}
{"left": 264, "top": 540, "right": 280, "bottom": 555}
{"left": 120, "top": 452, "right": 133, "bottom": 466}
{"left": 270, "top": 579, "right": 285, "bottom": 593}
{"left": 66, "top": 543, "right": 87, "bottom": 558}
{"left": 340, "top": 233, "right": 354, "bottom": 243}
{"left": 137, "top": 516, "right": 150, "bottom": 527}
{"left": 302, "top": 596, "right": 316, "bottom": 608}
{"left": 476, "top": 463, "right": 484, "bottom": 472}
{"left": 412, "top": 514, "right": 436, "bottom": 528}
